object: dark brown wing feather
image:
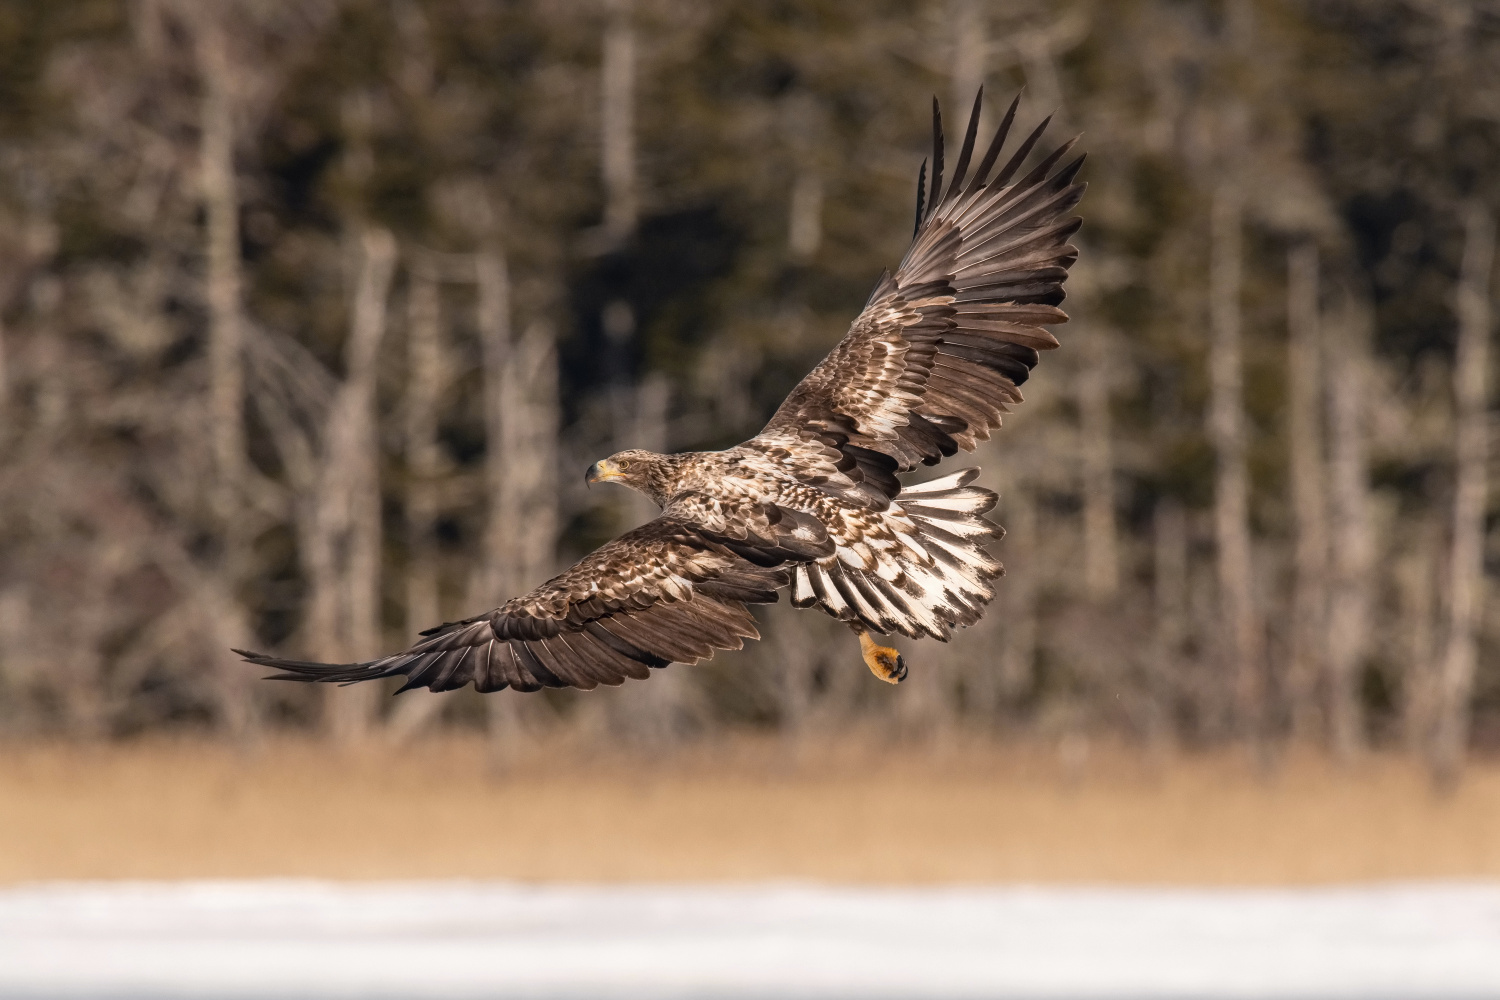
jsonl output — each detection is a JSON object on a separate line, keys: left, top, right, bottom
{"left": 235, "top": 505, "right": 828, "bottom": 694}
{"left": 753, "top": 90, "right": 1085, "bottom": 484}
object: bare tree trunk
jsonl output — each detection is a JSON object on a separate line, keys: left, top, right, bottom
{"left": 1433, "top": 202, "right": 1494, "bottom": 785}
{"left": 498, "top": 323, "right": 561, "bottom": 596}
{"left": 470, "top": 250, "right": 561, "bottom": 754}
{"left": 403, "top": 261, "right": 444, "bottom": 638}
{"left": 949, "top": 0, "right": 987, "bottom": 118}
{"left": 472, "top": 247, "right": 522, "bottom": 751}
{"left": 385, "top": 11, "right": 447, "bottom": 733}
{"left": 1285, "top": 242, "right": 1327, "bottom": 742}
{"left": 1399, "top": 517, "right": 1440, "bottom": 754}
{"left": 500, "top": 321, "right": 563, "bottom": 751}
{"left": 1324, "top": 288, "right": 1373, "bottom": 761}
{"left": 199, "top": 26, "right": 244, "bottom": 527}
{"left": 491, "top": 322, "right": 562, "bottom": 757}
{"left": 601, "top": 0, "right": 637, "bottom": 244}
{"left": 385, "top": 259, "right": 448, "bottom": 742}
{"left": 472, "top": 249, "right": 513, "bottom": 608}
{"left": 310, "top": 226, "right": 396, "bottom": 743}
{"left": 1009, "top": 10, "right": 1091, "bottom": 124}
{"left": 344, "top": 229, "right": 395, "bottom": 679}
{"left": 1208, "top": 175, "right": 1263, "bottom": 742}
{"left": 196, "top": 19, "right": 258, "bottom": 741}
{"left": 780, "top": 92, "right": 824, "bottom": 263}
{"left": 788, "top": 171, "right": 823, "bottom": 260}
{"left": 1079, "top": 328, "right": 1119, "bottom": 602}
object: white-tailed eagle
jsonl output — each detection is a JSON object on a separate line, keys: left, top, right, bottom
{"left": 238, "top": 90, "right": 1085, "bottom": 691}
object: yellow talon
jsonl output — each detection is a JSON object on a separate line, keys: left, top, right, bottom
{"left": 859, "top": 631, "right": 907, "bottom": 684}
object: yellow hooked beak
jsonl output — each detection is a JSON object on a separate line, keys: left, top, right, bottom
{"left": 585, "top": 459, "right": 624, "bottom": 487}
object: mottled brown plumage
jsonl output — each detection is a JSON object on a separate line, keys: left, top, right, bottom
{"left": 237, "top": 89, "right": 1085, "bottom": 693}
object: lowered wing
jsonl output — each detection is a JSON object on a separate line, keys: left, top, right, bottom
{"left": 238, "top": 498, "right": 831, "bottom": 694}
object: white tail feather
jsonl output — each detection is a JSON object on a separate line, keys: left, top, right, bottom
{"left": 792, "top": 468, "right": 1004, "bottom": 640}
{"left": 900, "top": 468, "right": 981, "bottom": 494}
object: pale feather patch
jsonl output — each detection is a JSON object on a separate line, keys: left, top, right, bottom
{"left": 899, "top": 468, "right": 981, "bottom": 494}
{"left": 905, "top": 511, "right": 999, "bottom": 539}
{"left": 899, "top": 491, "right": 994, "bottom": 513}
{"left": 809, "top": 563, "right": 851, "bottom": 617}
{"left": 790, "top": 564, "right": 817, "bottom": 607}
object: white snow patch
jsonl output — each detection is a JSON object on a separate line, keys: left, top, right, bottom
{"left": 0, "top": 880, "right": 1497, "bottom": 998}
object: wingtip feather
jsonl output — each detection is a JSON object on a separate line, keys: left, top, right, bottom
{"left": 963, "top": 92, "right": 1021, "bottom": 199}
{"left": 912, "top": 158, "right": 928, "bottom": 237}
{"left": 928, "top": 96, "right": 944, "bottom": 222}
{"left": 944, "top": 87, "right": 984, "bottom": 203}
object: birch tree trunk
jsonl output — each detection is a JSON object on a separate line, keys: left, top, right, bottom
{"left": 1208, "top": 174, "right": 1264, "bottom": 742}
{"left": 196, "top": 19, "right": 258, "bottom": 740}
{"left": 601, "top": 0, "right": 637, "bottom": 244}
{"left": 385, "top": 259, "right": 448, "bottom": 742}
{"left": 949, "top": 0, "right": 987, "bottom": 120}
{"left": 1079, "top": 328, "right": 1119, "bottom": 602}
{"left": 1285, "top": 242, "right": 1328, "bottom": 742}
{"left": 200, "top": 25, "right": 244, "bottom": 529}
{"left": 1433, "top": 202, "right": 1495, "bottom": 785}
{"left": 1398, "top": 518, "right": 1440, "bottom": 754}
{"left": 310, "top": 226, "right": 396, "bottom": 743}
{"left": 781, "top": 93, "right": 824, "bottom": 263}
{"left": 491, "top": 320, "right": 562, "bottom": 754}
{"left": 499, "top": 323, "right": 561, "bottom": 599}
{"left": 472, "top": 247, "right": 521, "bottom": 749}
{"left": 472, "top": 249, "right": 513, "bottom": 609}
{"left": 1323, "top": 289, "right": 1373, "bottom": 761}
{"left": 470, "top": 250, "right": 561, "bottom": 752}
{"left": 343, "top": 229, "right": 395, "bottom": 686}
{"left": 403, "top": 260, "right": 444, "bottom": 643}
{"left": 788, "top": 171, "right": 823, "bottom": 260}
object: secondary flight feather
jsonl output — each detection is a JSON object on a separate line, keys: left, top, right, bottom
{"left": 237, "top": 90, "right": 1086, "bottom": 691}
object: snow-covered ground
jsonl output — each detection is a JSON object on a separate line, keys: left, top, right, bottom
{"left": 0, "top": 881, "right": 1496, "bottom": 999}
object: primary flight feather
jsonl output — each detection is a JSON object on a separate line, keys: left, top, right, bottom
{"left": 237, "top": 89, "right": 1085, "bottom": 691}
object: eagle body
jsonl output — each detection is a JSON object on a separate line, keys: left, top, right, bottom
{"left": 238, "top": 90, "right": 1085, "bottom": 695}
{"left": 588, "top": 445, "right": 1004, "bottom": 643}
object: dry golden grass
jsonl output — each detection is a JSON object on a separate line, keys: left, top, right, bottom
{"left": 1, "top": 733, "right": 1497, "bottom": 885}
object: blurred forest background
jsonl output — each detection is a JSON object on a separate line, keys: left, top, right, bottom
{"left": 2, "top": 0, "right": 1499, "bottom": 783}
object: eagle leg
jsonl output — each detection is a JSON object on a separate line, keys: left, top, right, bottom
{"left": 856, "top": 627, "right": 907, "bottom": 684}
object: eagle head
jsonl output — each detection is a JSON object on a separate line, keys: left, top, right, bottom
{"left": 586, "top": 449, "right": 674, "bottom": 505}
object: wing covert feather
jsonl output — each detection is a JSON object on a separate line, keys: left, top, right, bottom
{"left": 236, "top": 508, "right": 817, "bottom": 694}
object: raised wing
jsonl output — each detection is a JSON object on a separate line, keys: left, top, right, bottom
{"left": 237, "top": 498, "right": 831, "bottom": 694}
{"left": 754, "top": 90, "right": 1085, "bottom": 491}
